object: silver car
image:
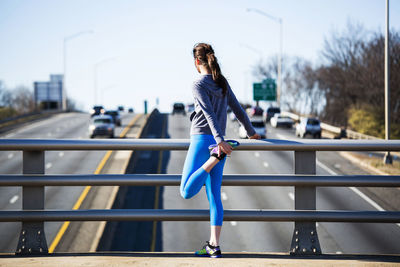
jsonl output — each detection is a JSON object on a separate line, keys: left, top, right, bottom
{"left": 296, "top": 117, "right": 321, "bottom": 138}
{"left": 89, "top": 115, "right": 115, "bottom": 138}
{"left": 239, "top": 118, "right": 266, "bottom": 139}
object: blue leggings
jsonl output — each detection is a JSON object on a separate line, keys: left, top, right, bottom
{"left": 180, "top": 134, "right": 226, "bottom": 226}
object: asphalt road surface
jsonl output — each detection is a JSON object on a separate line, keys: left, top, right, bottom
{"left": 162, "top": 113, "right": 400, "bottom": 255}
{"left": 0, "top": 111, "right": 137, "bottom": 252}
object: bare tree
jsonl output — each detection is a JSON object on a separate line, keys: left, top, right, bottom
{"left": 11, "top": 86, "right": 35, "bottom": 114}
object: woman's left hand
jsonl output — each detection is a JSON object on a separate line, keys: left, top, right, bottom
{"left": 249, "top": 133, "right": 261, "bottom": 139}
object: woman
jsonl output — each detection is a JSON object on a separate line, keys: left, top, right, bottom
{"left": 180, "top": 43, "right": 260, "bottom": 258}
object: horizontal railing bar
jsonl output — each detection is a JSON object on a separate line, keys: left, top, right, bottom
{"left": 1, "top": 139, "right": 400, "bottom": 151}
{"left": 1, "top": 174, "right": 400, "bottom": 187}
{"left": 0, "top": 209, "right": 399, "bottom": 223}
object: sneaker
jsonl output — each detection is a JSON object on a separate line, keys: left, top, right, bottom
{"left": 208, "top": 140, "right": 240, "bottom": 160}
{"left": 195, "top": 241, "right": 222, "bottom": 258}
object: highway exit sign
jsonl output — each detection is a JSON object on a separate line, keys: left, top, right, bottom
{"left": 253, "top": 79, "right": 276, "bottom": 101}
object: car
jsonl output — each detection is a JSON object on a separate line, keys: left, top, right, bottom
{"left": 246, "top": 106, "right": 264, "bottom": 117}
{"left": 229, "top": 111, "right": 237, "bottom": 121}
{"left": 239, "top": 119, "right": 266, "bottom": 139}
{"left": 128, "top": 108, "right": 134, "bottom": 113}
{"left": 187, "top": 103, "right": 195, "bottom": 113}
{"left": 265, "top": 107, "right": 281, "bottom": 122}
{"left": 172, "top": 102, "right": 186, "bottom": 115}
{"left": 104, "top": 110, "right": 121, "bottom": 126}
{"left": 90, "top": 105, "right": 105, "bottom": 117}
{"left": 270, "top": 114, "right": 294, "bottom": 128}
{"left": 89, "top": 115, "right": 115, "bottom": 138}
{"left": 118, "top": 106, "right": 124, "bottom": 112}
{"left": 296, "top": 117, "right": 321, "bottom": 138}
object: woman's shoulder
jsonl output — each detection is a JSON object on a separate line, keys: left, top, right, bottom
{"left": 193, "top": 74, "right": 211, "bottom": 86}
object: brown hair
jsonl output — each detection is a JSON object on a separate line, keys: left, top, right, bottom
{"left": 193, "top": 43, "right": 227, "bottom": 96}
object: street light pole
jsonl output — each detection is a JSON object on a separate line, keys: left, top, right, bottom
{"left": 384, "top": 0, "right": 392, "bottom": 164}
{"left": 94, "top": 57, "right": 116, "bottom": 105}
{"left": 63, "top": 30, "right": 93, "bottom": 111}
{"left": 247, "top": 8, "right": 283, "bottom": 106}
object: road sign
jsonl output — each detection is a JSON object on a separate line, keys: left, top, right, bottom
{"left": 253, "top": 79, "right": 276, "bottom": 101}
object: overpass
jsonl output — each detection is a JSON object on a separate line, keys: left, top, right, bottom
{"left": 0, "top": 111, "right": 400, "bottom": 266}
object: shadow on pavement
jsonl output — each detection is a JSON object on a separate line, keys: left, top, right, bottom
{"left": 97, "top": 111, "right": 170, "bottom": 252}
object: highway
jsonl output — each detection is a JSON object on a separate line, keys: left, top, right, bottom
{"left": 162, "top": 113, "right": 400, "bottom": 254}
{"left": 1, "top": 111, "right": 400, "bottom": 255}
{"left": 0, "top": 112, "right": 138, "bottom": 252}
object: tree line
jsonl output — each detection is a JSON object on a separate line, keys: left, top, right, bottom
{"left": 0, "top": 81, "right": 78, "bottom": 121}
{"left": 254, "top": 22, "right": 400, "bottom": 139}
{"left": 0, "top": 82, "right": 35, "bottom": 120}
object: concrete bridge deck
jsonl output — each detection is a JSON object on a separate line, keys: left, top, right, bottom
{"left": 1, "top": 253, "right": 399, "bottom": 267}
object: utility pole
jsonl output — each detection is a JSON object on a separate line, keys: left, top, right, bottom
{"left": 384, "top": 0, "right": 392, "bottom": 164}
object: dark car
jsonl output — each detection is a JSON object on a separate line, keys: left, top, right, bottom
{"left": 118, "top": 106, "right": 124, "bottom": 112}
{"left": 104, "top": 110, "right": 121, "bottom": 126}
{"left": 128, "top": 108, "right": 134, "bottom": 113}
{"left": 172, "top": 102, "right": 186, "bottom": 115}
{"left": 247, "top": 106, "right": 264, "bottom": 117}
{"left": 90, "top": 105, "right": 105, "bottom": 117}
{"left": 265, "top": 107, "right": 281, "bottom": 122}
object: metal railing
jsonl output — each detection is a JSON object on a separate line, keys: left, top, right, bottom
{"left": 1, "top": 138, "right": 400, "bottom": 256}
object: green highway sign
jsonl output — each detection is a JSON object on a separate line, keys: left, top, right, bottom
{"left": 253, "top": 79, "right": 276, "bottom": 101}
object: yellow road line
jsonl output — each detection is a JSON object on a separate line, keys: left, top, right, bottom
{"left": 48, "top": 114, "right": 141, "bottom": 253}
{"left": 151, "top": 115, "right": 166, "bottom": 252}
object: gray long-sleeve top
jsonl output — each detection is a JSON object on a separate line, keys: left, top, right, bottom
{"left": 190, "top": 74, "right": 256, "bottom": 144}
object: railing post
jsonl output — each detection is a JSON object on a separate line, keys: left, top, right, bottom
{"left": 16, "top": 151, "right": 48, "bottom": 255}
{"left": 290, "top": 151, "right": 321, "bottom": 255}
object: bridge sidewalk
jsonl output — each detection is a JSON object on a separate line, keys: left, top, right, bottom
{"left": 1, "top": 253, "right": 399, "bottom": 267}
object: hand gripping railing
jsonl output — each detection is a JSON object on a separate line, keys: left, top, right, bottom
{"left": 1, "top": 138, "right": 400, "bottom": 256}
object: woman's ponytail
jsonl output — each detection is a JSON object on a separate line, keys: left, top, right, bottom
{"left": 193, "top": 43, "right": 227, "bottom": 96}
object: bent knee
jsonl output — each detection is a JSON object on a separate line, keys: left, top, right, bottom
{"left": 180, "top": 190, "right": 192, "bottom": 199}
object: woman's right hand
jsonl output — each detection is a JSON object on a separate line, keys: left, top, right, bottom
{"left": 249, "top": 133, "right": 261, "bottom": 139}
{"left": 218, "top": 141, "right": 233, "bottom": 156}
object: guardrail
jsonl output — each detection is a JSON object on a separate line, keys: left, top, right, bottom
{"left": 1, "top": 138, "right": 400, "bottom": 256}
{"left": 281, "top": 111, "right": 379, "bottom": 140}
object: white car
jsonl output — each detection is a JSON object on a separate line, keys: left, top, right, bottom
{"left": 270, "top": 114, "right": 294, "bottom": 128}
{"left": 295, "top": 117, "right": 321, "bottom": 138}
{"left": 239, "top": 119, "right": 266, "bottom": 139}
{"left": 89, "top": 115, "right": 115, "bottom": 138}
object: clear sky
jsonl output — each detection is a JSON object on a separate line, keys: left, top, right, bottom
{"left": 1, "top": 0, "right": 399, "bottom": 113}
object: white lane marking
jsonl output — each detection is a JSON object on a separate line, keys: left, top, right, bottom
{"left": 9, "top": 195, "right": 19, "bottom": 204}
{"left": 221, "top": 192, "right": 228, "bottom": 201}
{"left": 59, "top": 152, "right": 64, "bottom": 157}
{"left": 316, "top": 159, "right": 336, "bottom": 175}
{"left": 254, "top": 152, "right": 260, "bottom": 158}
{"left": 230, "top": 221, "right": 237, "bottom": 226}
{"left": 334, "top": 163, "right": 341, "bottom": 169}
{"left": 263, "top": 162, "right": 269, "bottom": 168}
{"left": 46, "top": 162, "right": 52, "bottom": 169}
{"left": 8, "top": 153, "right": 14, "bottom": 159}
{"left": 56, "top": 127, "right": 60, "bottom": 132}
{"left": 47, "top": 132, "right": 52, "bottom": 137}
{"left": 5, "top": 132, "right": 16, "bottom": 138}
{"left": 316, "top": 222, "right": 319, "bottom": 227}
{"left": 316, "top": 159, "right": 400, "bottom": 228}
{"left": 276, "top": 133, "right": 287, "bottom": 140}
{"left": 336, "top": 251, "right": 343, "bottom": 254}
{"left": 288, "top": 192, "right": 294, "bottom": 201}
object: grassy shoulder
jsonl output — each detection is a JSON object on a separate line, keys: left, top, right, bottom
{"left": 0, "top": 110, "right": 62, "bottom": 133}
{"left": 347, "top": 152, "right": 400, "bottom": 175}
